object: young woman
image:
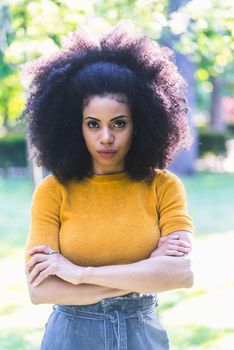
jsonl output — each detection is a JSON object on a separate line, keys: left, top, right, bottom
{"left": 23, "top": 22, "right": 194, "bottom": 350}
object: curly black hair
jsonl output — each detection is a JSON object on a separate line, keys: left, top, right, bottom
{"left": 19, "top": 22, "right": 192, "bottom": 185}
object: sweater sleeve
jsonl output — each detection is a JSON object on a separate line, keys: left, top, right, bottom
{"left": 156, "top": 170, "right": 194, "bottom": 237}
{"left": 24, "top": 175, "right": 62, "bottom": 263}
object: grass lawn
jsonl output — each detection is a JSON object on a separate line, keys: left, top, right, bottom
{"left": 182, "top": 172, "right": 234, "bottom": 235}
{"left": 0, "top": 172, "right": 234, "bottom": 350}
{"left": 0, "top": 178, "right": 32, "bottom": 258}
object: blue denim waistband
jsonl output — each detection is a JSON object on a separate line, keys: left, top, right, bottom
{"left": 54, "top": 292, "right": 158, "bottom": 320}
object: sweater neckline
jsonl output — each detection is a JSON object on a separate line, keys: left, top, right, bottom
{"left": 86, "top": 171, "right": 129, "bottom": 183}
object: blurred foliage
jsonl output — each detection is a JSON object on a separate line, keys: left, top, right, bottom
{"left": 0, "top": 0, "right": 233, "bottom": 131}
{"left": 0, "top": 0, "right": 95, "bottom": 130}
{"left": 0, "top": 131, "right": 27, "bottom": 167}
{"left": 171, "top": 1, "right": 234, "bottom": 76}
{"left": 197, "top": 126, "right": 234, "bottom": 156}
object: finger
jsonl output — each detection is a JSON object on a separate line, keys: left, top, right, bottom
{"left": 27, "top": 245, "right": 51, "bottom": 255}
{"left": 168, "top": 239, "right": 191, "bottom": 248}
{"left": 26, "top": 254, "right": 47, "bottom": 271}
{"left": 163, "top": 234, "right": 180, "bottom": 241}
{"left": 33, "top": 266, "right": 54, "bottom": 286}
{"left": 165, "top": 249, "right": 184, "bottom": 256}
{"left": 159, "top": 237, "right": 167, "bottom": 243}
{"left": 158, "top": 237, "right": 168, "bottom": 247}
{"left": 167, "top": 244, "right": 191, "bottom": 253}
{"left": 25, "top": 253, "right": 49, "bottom": 272}
{"left": 28, "top": 261, "right": 49, "bottom": 283}
{"left": 159, "top": 235, "right": 179, "bottom": 243}
{"left": 168, "top": 234, "right": 180, "bottom": 239}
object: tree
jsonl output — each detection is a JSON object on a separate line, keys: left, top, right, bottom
{"left": 160, "top": 0, "right": 198, "bottom": 175}
{"left": 169, "top": 0, "right": 234, "bottom": 131}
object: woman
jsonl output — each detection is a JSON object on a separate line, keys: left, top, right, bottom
{"left": 23, "top": 22, "right": 194, "bottom": 350}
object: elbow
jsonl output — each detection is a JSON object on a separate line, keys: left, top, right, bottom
{"left": 31, "top": 297, "right": 40, "bottom": 305}
{"left": 30, "top": 294, "right": 41, "bottom": 305}
{"left": 27, "top": 284, "right": 43, "bottom": 305}
{"left": 181, "top": 256, "right": 194, "bottom": 289}
{"left": 184, "top": 270, "right": 194, "bottom": 288}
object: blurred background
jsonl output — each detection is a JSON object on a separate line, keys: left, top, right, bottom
{"left": 0, "top": 0, "right": 234, "bottom": 349}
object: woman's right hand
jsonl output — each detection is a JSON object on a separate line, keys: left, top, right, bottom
{"left": 149, "top": 234, "right": 191, "bottom": 258}
{"left": 25, "top": 245, "right": 85, "bottom": 286}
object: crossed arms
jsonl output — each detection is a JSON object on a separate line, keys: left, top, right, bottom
{"left": 25, "top": 230, "right": 194, "bottom": 305}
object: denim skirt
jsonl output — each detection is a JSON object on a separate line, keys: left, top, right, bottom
{"left": 40, "top": 292, "right": 170, "bottom": 350}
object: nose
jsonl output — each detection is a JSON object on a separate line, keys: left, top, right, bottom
{"left": 100, "top": 127, "right": 114, "bottom": 144}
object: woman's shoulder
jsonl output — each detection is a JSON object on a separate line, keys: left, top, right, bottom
{"left": 153, "top": 168, "right": 181, "bottom": 185}
{"left": 152, "top": 168, "right": 186, "bottom": 194}
{"left": 33, "top": 174, "right": 61, "bottom": 197}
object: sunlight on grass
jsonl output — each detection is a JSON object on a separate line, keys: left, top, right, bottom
{"left": 0, "top": 249, "right": 52, "bottom": 349}
{"left": 0, "top": 329, "right": 43, "bottom": 350}
{"left": 169, "top": 325, "right": 234, "bottom": 350}
{"left": 157, "top": 230, "right": 234, "bottom": 350}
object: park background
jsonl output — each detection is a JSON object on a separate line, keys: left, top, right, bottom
{"left": 0, "top": 0, "right": 234, "bottom": 349}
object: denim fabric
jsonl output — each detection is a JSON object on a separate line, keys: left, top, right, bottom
{"left": 40, "top": 292, "right": 170, "bottom": 350}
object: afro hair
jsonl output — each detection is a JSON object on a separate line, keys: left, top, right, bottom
{"left": 19, "top": 21, "right": 193, "bottom": 184}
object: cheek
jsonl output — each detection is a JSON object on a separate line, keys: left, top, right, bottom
{"left": 123, "top": 128, "right": 133, "bottom": 144}
{"left": 119, "top": 133, "right": 133, "bottom": 153}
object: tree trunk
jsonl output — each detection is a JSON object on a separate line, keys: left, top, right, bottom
{"left": 160, "top": 0, "right": 198, "bottom": 176}
{"left": 2, "top": 111, "right": 9, "bottom": 131}
{"left": 168, "top": 57, "right": 198, "bottom": 176}
{"left": 210, "top": 76, "right": 225, "bottom": 132}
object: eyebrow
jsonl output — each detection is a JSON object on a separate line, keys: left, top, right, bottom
{"left": 84, "top": 115, "right": 128, "bottom": 122}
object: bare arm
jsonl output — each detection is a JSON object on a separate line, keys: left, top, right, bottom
{"left": 28, "top": 232, "right": 193, "bottom": 295}
{"left": 25, "top": 246, "right": 134, "bottom": 304}
{"left": 80, "top": 231, "right": 194, "bottom": 293}
{"left": 26, "top": 275, "right": 132, "bottom": 305}
{"left": 81, "top": 255, "right": 193, "bottom": 293}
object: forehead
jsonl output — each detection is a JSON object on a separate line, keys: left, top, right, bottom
{"left": 82, "top": 94, "right": 130, "bottom": 116}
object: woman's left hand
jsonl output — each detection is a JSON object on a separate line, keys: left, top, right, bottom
{"left": 25, "top": 245, "right": 85, "bottom": 287}
{"left": 149, "top": 234, "right": 191, "bottom": 258}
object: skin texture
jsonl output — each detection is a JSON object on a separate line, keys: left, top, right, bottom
{"left": 82, "top": 94, "right": 134, "bottom": 175}
{"left": 25, "top": 94, "right": 194, "bottom": 304}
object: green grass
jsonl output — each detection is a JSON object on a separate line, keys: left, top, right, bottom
{"left": 0, "top": 330, "right": 40, "bottom": 350}
{"left": 182, "top": 172, "right": 234, "bottom": 235}
{"left": 0, "top": 177, "right": 32, "bottom": 257}
{"left": 169, "top": 326, "right": 234, "bottom": 350}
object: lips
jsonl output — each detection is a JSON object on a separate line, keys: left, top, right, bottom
{"left": 97, "top": 150, "right": 117, "bottom": 154}
{"left": 97, "top": 150, "right": 117, "bottom": 158}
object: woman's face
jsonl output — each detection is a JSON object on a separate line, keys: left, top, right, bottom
{"left": 82, "top": 94, "right": 134, "bottom": 175}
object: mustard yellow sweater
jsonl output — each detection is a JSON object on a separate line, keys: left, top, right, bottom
{"left": 25, "top": 169, "right": 194, "bottom": 266}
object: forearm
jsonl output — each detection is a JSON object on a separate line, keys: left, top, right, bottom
{"left": 82, "top": 256, "right": 193, "bottom": 293}
{"left": 28, "top": 275, "right": 131, "bottom": 305}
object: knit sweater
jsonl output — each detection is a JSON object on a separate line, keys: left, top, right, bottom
{"left": 25, "top": 169, "right": 194, "bottom": 266}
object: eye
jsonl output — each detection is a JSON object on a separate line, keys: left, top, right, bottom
{"left": 113, "top": 120, "right": 126, "bottom": 128}
{"left": 87, "top": 121, "right": 99, "bottom": 128}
